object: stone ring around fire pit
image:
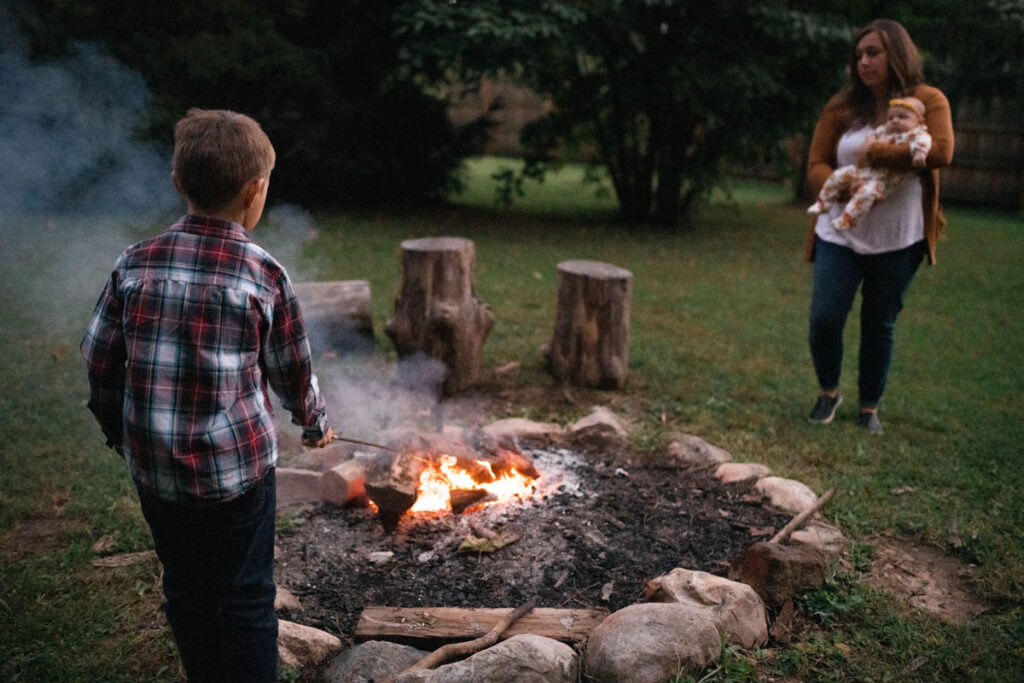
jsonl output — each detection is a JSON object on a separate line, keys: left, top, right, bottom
{"left": 273, "top": 406, "right": 846, "bottom": 681}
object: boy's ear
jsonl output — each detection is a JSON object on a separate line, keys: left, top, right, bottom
{"left": 171, "top": 172, "right": 186, "bottom": 197}
{"left": 243, "top": 177, "right": 266, "bottom": 208}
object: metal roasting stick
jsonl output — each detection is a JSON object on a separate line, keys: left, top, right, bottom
{"left": 330, "top": 435, "right": 398, "bottom": 453}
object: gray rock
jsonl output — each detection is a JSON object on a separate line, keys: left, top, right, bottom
{"left": 665, "top": 434, "right": 732, "bottom": 467}
{"left": 714, "top": 462, "right": 772, "bottom": 484}
{"left": 274, "top": 585, "right": 302, "bottom": 612}
{"left": 754, "top": 476, "right": 818, "bottom": 515}
{"left": 324, "top": 640, "right": 428, "bottom": 683}
{"left": 568, "top": 406, "right": 627, "bottom": 443}
{"left": 790, "top": 521, "right": 846, "bottom": 555}
{"left": 277, "top": 619, "right": 343, "bottom": 670}
{"left": 586, "top": 603, "right": 720, "bottom": 682}
{"left": 395, "top": 634, "right": 577, "bottom": 682}
{"left": 276, "top": 468, "right": 323, "bottom": 509}
{"left": 483, "top": 417, "right": 564, "bottom": 442}
{"left": 645, "top": 568, "right": 768, "bottom": 649}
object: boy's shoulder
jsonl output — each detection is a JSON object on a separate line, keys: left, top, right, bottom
{"left": 115, "top": 216, "right": 290, "bottom": 291}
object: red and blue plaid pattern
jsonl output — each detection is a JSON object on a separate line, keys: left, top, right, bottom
{"left": 82, "top": 215, "right": 327, "bottom": 504}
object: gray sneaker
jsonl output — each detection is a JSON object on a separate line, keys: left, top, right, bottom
{"left": 858, "top": 411, "right": 884, "bottom": 435}
{"left": 808, "top": 393, "right": 842, "bottom": 423}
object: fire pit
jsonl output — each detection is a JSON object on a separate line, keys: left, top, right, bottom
{"left": 273, "top": 429, "right": 792, "bottom": 648}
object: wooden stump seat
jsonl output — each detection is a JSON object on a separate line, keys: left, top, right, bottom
{"left": 545, "top": 260, "right": 632, "bottom": 389}
{"left": 385, "top": 237, "right": 494, "bottom": 396}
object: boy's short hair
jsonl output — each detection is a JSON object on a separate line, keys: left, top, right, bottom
{"left": 172, "top": 109, "right": 276, "bottom": 212}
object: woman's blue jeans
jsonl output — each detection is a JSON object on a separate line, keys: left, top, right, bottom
{"left": 809, "top": 239, "right": 925, "bottom": 408}
{"left": 137, "top": 469, "right": 278, "bottom": 683}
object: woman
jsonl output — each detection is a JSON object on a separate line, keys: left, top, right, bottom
{"left": 804, "top": 19, "right": 954, "bottom": 434}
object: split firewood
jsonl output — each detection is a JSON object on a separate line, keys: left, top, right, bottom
{"left": 400, "top": 600, "right": 537, "bottom": 673}
{"left": 365, "top": 452, "right": 430, "bottom": 531}
{"left": 769, "top": 487, "right": 836, "bottom": 544}
{"left": 319, "top": 459, "right": 366, "bottom": 506}
{"left": 450, "top": 488, "right": 490, "bottom": 514}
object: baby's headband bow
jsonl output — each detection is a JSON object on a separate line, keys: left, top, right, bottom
{"left": 889, "top": 98, "right": 920, "bottom": 114}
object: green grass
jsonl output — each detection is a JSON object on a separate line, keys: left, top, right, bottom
{"left": 1, "top": 157, "right": 1022, "bottom": 680}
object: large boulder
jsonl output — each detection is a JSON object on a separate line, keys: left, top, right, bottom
{"left": 645, "top": 568, "right": 768, "bottom": 649}
{"left": 586, "top": 603, "right": 720, "bottom": 682}
{"left": 395, "top": 634, "right": 578, "bottom": 682}
{"left": 325, "top": 640, "right": 428, "bottom": 683}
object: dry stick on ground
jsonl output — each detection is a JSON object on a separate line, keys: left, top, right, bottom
{"left": 769, "top": 487, "right": 837, "bottom": 544}
{"left": 398, "top": 600, "right": 538, "bottom": 673}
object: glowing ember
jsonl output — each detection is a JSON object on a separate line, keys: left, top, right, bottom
{"left": 408, "top": 454, "right": 537, "bottom": 514}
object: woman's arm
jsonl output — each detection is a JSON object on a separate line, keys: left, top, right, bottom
{"left": 866, "top": 86, "right": 954, "bottom": 171}
{"left": 806, "top": 100, "right": 844, "bottom": 193}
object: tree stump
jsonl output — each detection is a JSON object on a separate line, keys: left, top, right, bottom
{"left": 385, "top": 237, "right": 494, "bottom": 396}
{"left": 545, "top": 260, "right": 632, "bottom": 389}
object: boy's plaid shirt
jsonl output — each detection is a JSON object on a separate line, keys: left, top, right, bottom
{"left": 81, "top": 215, "right": 328, "bottom": 505}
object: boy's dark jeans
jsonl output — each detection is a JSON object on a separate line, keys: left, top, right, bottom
{"left": 138, "top": 469, "right": 278, "bottom": 683}
{"left": 809, "top": 239, "right": 925, "bottom": 408}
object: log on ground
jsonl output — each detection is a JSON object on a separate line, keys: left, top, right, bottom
{"left": 355, "top": 606, "right": 609, "bottom": 647}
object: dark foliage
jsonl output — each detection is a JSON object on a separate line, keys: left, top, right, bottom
{"left": 22, "top": 0, "right": 465, "bottom": 208}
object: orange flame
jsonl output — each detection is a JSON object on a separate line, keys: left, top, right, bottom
{"left": 408, "top": 454, "right": 537, "bottom": 514}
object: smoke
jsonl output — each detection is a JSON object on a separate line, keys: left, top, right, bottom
{"left": 0, "top": 41, "right": 180, "bottom": 216}
{"left": 0, "top": 11, "right": 182, "bottom": 334}
{"left": 0, "top": 10, "right": 447, "bottom": 444}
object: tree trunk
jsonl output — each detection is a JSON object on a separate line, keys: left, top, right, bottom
{"left": 385, "top": 237, "right": 494, "bottom": 396}
{"left": 545, "top": 260, "right": 632, "bottom": 389}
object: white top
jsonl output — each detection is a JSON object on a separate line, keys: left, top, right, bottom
{"left": 815, "top": 125, "right": 925, "bottom": 254}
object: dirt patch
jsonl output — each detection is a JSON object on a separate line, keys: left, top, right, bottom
{"left": 864, "top": 538, "right": 993, "bottom": 624}
{"left": 274, "top": 436, "right": 792, "bottom": 644}
{"left": 0, "top": 507, "right": 88, "bottom": 565}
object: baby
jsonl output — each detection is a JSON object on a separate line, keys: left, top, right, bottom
{"left": 808, "top": 97, "right": 932, "bottom": 231}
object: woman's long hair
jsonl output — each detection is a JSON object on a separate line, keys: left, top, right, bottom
{"left": 842, "top": 19, "right": 925, "bottom": 126}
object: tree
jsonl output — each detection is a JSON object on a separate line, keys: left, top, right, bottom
{"left": 395, "top": 0, "right": 851, "bottom": 225}
{"left": 21, "top": 0, "right": 466, "bottom": 208}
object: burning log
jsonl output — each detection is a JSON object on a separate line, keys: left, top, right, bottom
{"left": 545, "top": 260, "right": 632, "bottom": 389}
{"left": 364, "top": 452, "right": 430, "bottom": 531}
{"left": 385, "top": 237, "right": 495, "bottom": 396}
{"left": 449, "top": 489, "right": 491, "bottom": 514}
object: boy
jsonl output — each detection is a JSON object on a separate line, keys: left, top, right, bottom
{"left": 808, "top": 96, "right": 932, "bottom": 231}
{"left": 81, "top": 108, "right": 333, "bottom": 681}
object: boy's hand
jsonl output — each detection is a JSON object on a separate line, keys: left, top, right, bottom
{"left": 302, "top": 427, "right": 334, "bottom": 449}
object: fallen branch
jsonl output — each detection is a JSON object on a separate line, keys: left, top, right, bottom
{"left": 401, "top": 600, "right": 536, "bottom": 673}
{"left": 769, "top": 487, "right": 836, "bottom": 545}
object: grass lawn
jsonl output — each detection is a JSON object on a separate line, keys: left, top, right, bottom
{"left": 1, "top": 156, "right": 1021, "bottom": 681}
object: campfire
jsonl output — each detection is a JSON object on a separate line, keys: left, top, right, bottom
{"left": 360, "top": 433, "right": 542, "bottom": 530}
{"left": 407, "top": 454, "right": 538, "bottom": 514}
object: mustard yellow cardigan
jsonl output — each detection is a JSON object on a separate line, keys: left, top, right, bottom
{"left": 804, "top": 84, "right": 955, "bottom": 265}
